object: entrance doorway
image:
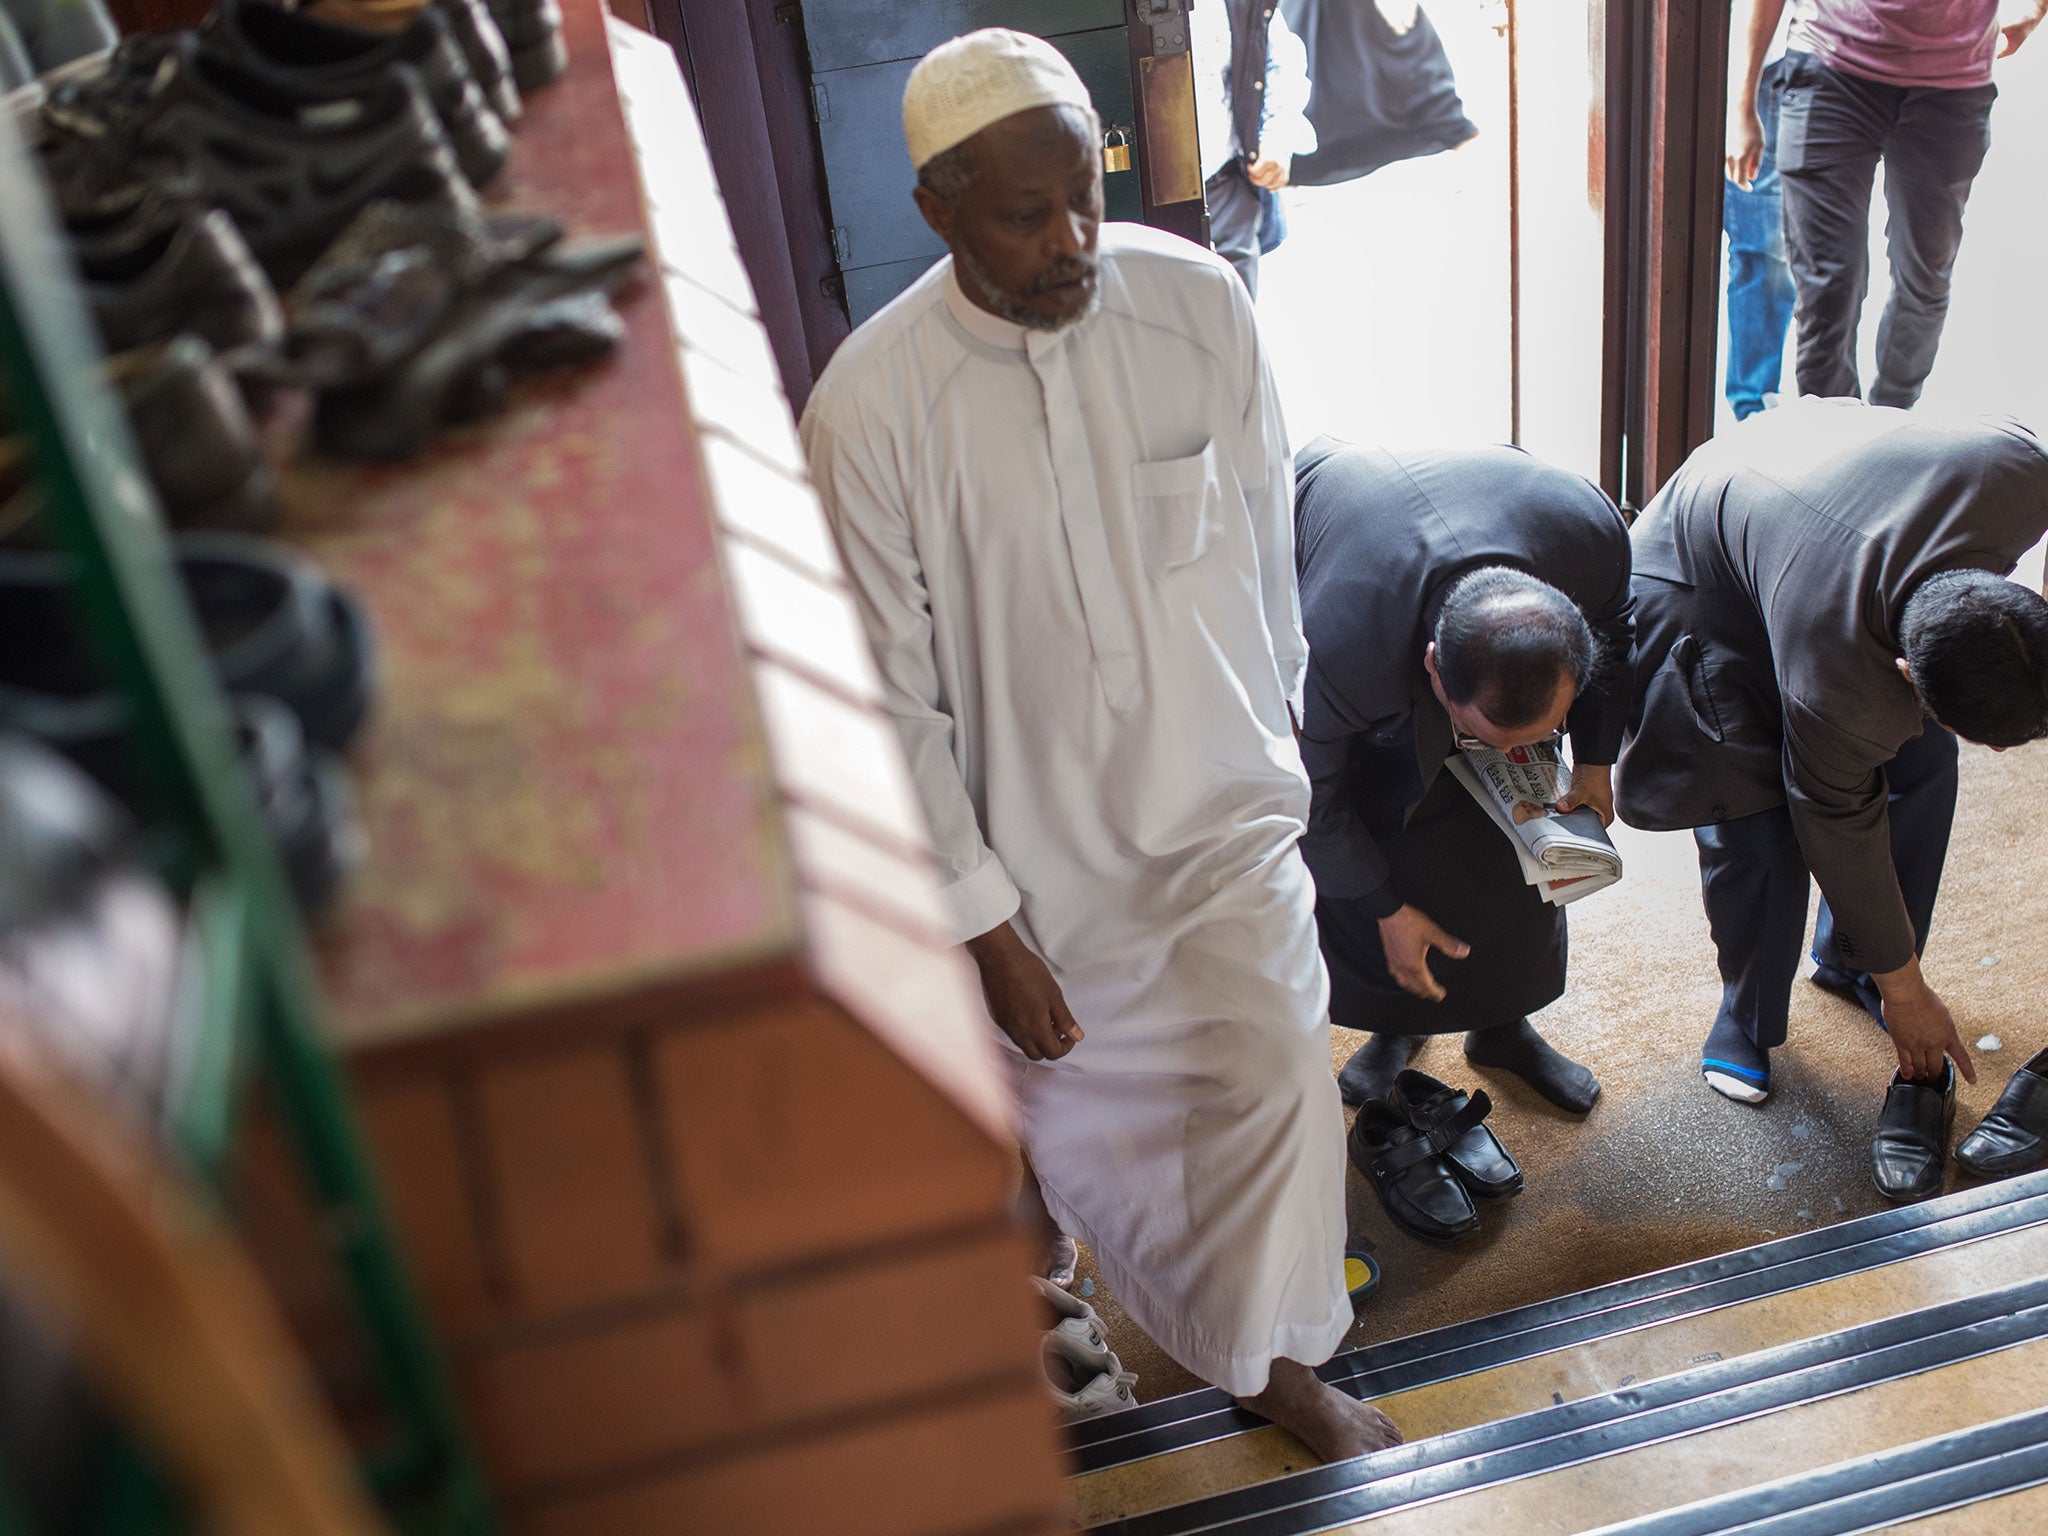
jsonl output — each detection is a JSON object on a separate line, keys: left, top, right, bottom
{"left": 1255, "top": 1, "right": 1606, "bottom": 479}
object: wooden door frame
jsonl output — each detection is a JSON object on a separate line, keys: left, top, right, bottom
{"left": 1600, "top": 0, "right": 1731, "bottom": 509}
{"left": 642, "top": 0, "right": 851, "bottom": 411}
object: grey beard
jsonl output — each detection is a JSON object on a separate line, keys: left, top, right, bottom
{"left": 955, "top": 246, "right": 1100, "bottom": 333}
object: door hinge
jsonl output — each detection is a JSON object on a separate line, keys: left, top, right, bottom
{"left": 829, "top": 226, "right": 852, "bottom": 264}
{"left": 810, "top": 81, "right": 829, "bottom": 121}
{"left": 1134, "top": 0, "right": 1189, "bottom": 54}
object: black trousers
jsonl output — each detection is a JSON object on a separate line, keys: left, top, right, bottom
{"left": 1206, "top": 160, "right": 1263, "bottom": 297}
{"left": 1693, "top": 718, "right": 1959, "bottom": 1053}
{"left": 1775, "top": 51, "right": 1995, "bottom": 408}
{"left": 1316, "top": 770, "right": 1567, "bottom": 1037}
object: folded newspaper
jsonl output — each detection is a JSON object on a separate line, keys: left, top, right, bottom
{"left": 1444, "top": 742, "right": 1623, "bottom": 907}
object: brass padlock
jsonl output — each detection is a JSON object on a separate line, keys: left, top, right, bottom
{"left": 1103, "top": 127, "right": 1133, "bottom": 174}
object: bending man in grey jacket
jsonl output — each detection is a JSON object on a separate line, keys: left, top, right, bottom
{"left": 1618, "top": 399, "right": 2048, "bottom": 1197}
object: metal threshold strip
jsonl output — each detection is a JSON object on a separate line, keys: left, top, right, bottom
{"left": 1581, "top": 1404, "right": 2048, "bottom": 1536}
{"left": 1084, "top": 1272, "right": 2048, "bottom": 1535}
{"left": 1070, "top": 1171, "right": 2048, "bottom": 1474}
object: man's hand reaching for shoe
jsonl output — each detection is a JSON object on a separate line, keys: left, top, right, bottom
{"left": 1378, "top": 903, "right": 1469, "bottom": 1003}
{"left": 1875, "top": 958, "right": 1977, "bottom": 1085}
{"left": 968, "top": 920, "right": 1085, "bottom": 1061}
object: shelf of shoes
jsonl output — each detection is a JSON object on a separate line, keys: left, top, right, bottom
{"left": 234, "top": 2, "right": 1071, "bottom": 1533}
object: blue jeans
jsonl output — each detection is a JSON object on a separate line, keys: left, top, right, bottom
{"left": 1724, "top": 59, "right": 1796, "bottom": 421}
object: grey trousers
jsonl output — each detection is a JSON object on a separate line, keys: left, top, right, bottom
{"left": 1775, "top": 51, "right": 1996, "bottom": 408}
{"left": 1206, "top": 160, "right": 1263, "bottom": 298}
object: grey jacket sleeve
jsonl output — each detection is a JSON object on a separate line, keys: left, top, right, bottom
{"left": 1780, "top": 696, "right": 1918, "bottom": 974}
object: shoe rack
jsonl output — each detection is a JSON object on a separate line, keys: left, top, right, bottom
{"left": 0, "top": 73, "right": 493, "bottom": 1536}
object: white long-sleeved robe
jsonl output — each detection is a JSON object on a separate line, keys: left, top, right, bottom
{"left": 800, "top": 224, "right": 1350, "bottom": 1396}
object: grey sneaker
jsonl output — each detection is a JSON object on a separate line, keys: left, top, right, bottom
{"left": 1040, "top": 1330, "right": 1138, "bottom": 1422}
{"left": 1032, "top": 1274, "right": 1109, "bottom": 1353}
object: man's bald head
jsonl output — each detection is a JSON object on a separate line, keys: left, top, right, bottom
{"left": 1432, "top": 566, "right": 1597, "bottom": 737}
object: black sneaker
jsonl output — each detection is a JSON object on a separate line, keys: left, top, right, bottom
{"left": 72, "top": 207, "right": 283, "bottom": 357}
{"left": 203, "top": 0, "right": 510, "bottom": 188}
{"left": 42, "top": 33, "right": 477, "bottom": 283}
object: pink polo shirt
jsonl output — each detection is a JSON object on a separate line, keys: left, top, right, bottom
{"left": 1787, "top": 0, "right": 1999, "bottom": 89}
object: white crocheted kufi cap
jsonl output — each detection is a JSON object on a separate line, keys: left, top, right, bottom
{"left": 902, "top": 28, "right": 1094, "bottom": 171}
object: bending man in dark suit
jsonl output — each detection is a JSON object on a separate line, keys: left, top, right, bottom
{"left": 1618, "top": 399, "right": 2048, "bottom": 1200}
{"left": 1295, "top": 439, "right": 1635, "bottom": 1114}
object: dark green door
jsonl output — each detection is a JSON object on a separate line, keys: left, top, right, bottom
{"left": 801, "top": 1, "right": 1147, "bottom": 326}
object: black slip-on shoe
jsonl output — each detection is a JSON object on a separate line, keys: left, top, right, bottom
{"left": 43, "top": 34, "right": 477, "bottom": 283}
{"left": 1390, "top": 1068, "right": 1524, "bottom": 1201}
{"left": 0, "top": 532, "right": 375, "bottom": 796}
{"left": 74, "top": 207, "right": 283, "bottom": 358}
{"left": 204, "top": 0, "right": 510, "bottom": 188}
{"left": 1348, "top": 1099, "right": 1481, "bottom": 1243}
{"left": 1872, "top": 1063, "right": 1956, "bottom": 1204}
{"left": 1956, "top": 1049, "right": 2048, "bottom": 1179}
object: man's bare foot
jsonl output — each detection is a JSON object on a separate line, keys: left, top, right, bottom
{"left": 1239, "top": 1357, "right": 1403, "bottom": 1463}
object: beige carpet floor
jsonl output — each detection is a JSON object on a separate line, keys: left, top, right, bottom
{"left": 1068, "top": 739, "right": 2048, "bottom": 1402}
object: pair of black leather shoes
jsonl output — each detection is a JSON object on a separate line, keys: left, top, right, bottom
{"left": 1872, "top": 1063, "right": 1957, "bottom": 1204}
{"left": 1956, "top": 1049, "right": 2048, "bottom": 1180}
{"left": 1348, "top": 1069, "right": 1523, "bottom": 1243}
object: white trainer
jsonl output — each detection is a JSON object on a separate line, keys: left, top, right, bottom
{"left": 1032, "top": 1274, "right": 1109, "bottom": 1352}
{"left": 1040, "top": 1329, "right": 1139, "bottom": 1421}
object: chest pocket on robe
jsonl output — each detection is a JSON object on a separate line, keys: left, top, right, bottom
{"left": 1132, "top": 441, "right": 1226, "bottom": 579}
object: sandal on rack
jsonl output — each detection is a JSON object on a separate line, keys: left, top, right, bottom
{"left": 266, "top": 198, "right": 641, "bottom": 460}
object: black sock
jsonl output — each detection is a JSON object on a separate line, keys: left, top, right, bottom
{"left": 1465, "top": 1018, "right": 1601, "bottom": 1114}
{"left": 1702, "top": 1011, "right": 1770, "bottom": 1090}
{"left": 1337, "top": 1032, "right": 1423, "bottom": 1106}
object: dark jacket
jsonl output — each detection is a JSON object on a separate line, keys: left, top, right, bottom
{"left": 1617, "top": 399, "right": 2048, "bottom": 974}
{"left": 1295, "top": 438, "right": 1635, "bottom": 917}
{"left": 1278, "top": 0, "right": 1478, "bottom": 186}
{"left": 1224, "top": 0, "right": 1274, "bottom": 160}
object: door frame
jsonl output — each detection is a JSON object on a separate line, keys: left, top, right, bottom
{"left": 1599, "top": 0, "right": 1730, "bottom": 509}
{"left": 649, "top": 0, "right": 1731, "bottom": 467}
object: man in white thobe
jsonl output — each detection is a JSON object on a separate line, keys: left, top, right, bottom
{"left": 800, "top": 29, "right": 1399, "bottom": 1459}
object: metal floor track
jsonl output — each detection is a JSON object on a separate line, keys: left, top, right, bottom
{"left": 1088, "top": 1273, "right": 2048, "bottom": 1535}
{"left": 1583, "top": 1404, "right": 2048, "bottom": 1536}
{"left": 1071, "top": 1171, "right": 2048, "bottom": 1477}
